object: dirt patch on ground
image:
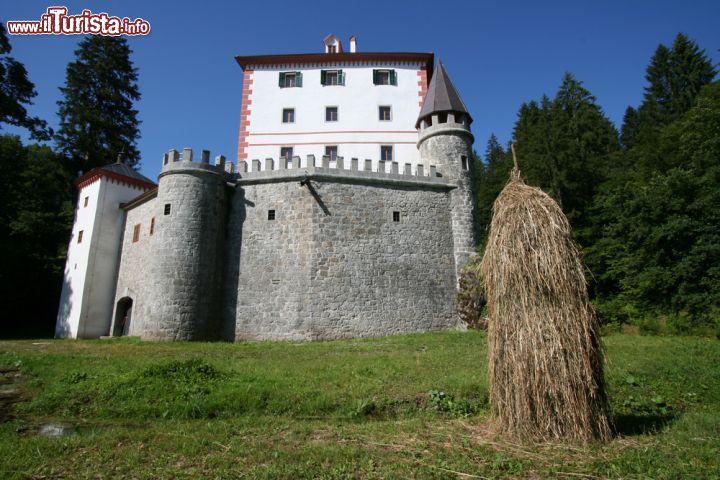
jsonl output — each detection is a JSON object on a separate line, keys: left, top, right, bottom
{"left": 0, "top": 366, "right": 25, "bottom": 422}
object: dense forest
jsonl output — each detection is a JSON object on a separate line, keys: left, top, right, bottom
{"left": 0, "top": 26, "right": 717, "bottom": 337}
{"left": 474, "top": 33, "right": 718, "bottom": 335}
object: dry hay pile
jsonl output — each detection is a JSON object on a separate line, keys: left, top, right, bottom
{"left": 480, "top": 164, "right": 611, "bottom": 443}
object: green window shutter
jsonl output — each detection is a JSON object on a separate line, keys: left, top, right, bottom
{"left": 279, "top": 72, "right": 285, "bottom": 88}
{"left": 321, "top": 70, "right": 327, "bottom": 85}
{"left": 338, "top": 70, "right": 345, "bottom": 86}
{"left": 373, "top": 69, "right": 378, "bottom": 85}
{"left": 296, "top": 71, "right": 303, "bottom": 87}
{"left": 390, "top": 70, "right": 397, "bottom": 86}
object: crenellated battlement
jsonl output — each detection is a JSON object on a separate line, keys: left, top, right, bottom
{"left": 234, "top": 154, "right": 450, "bottom": 188}
{"left": 417, "top": 112, "right": 474, "bottom": 146}
{"left": 160, "top": 147, "right": 233, "bottom": 176}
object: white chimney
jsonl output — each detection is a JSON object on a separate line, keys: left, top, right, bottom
{"left": 349, "top": 35, "right": 357, "bottom": 53}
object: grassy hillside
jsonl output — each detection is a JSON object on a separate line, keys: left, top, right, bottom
{"left": 0, "top": 332, "right": 718, "bottom": 479}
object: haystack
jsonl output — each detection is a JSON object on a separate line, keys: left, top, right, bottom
{"left": 480, "top": 146, "right": 611, "bottom": 443}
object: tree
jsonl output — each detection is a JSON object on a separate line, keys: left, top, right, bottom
{"left": 475, "top": 134, "right": 511, "bottom": 240}
{"left": 633, "top": 33, "right": 716, "bottom": 144}
{"left": 0, "top": 23, "right": 49, "bottom": 140}
{"left": 588, "top": 83, "right": 720, "bottom": 328}
{"left": 620, "top": 106, "right": 640, "bottom": 149}
{"left": 512, "top": 74, "right": 619, "bottom": 231}
{"left": 0, "top": 135, "right": 73, "bottom": 338}
{"left": 55, "top": 36, "right": 141, "bottom": 173}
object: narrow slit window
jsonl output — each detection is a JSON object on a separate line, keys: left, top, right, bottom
{"left": 83, "top": 196, "right": 89, "bottom": 207}
{"left": 393, "top": 211, "right": 400, "bottom": 222}
{"left": 150, "top": 217, "right": 155, "bottom": 235}
{"left": 164, "top": 204, "right": 171, "bottom": 215}
{"left": 132, "top": 224, "right": 141, "bottom": 243}
{"left": 77, "top": 230, "right": 84, "bottom": 244}
{"left": 461, "top": 155, "right": 468, "bottom": 170}
{"left": 268, "top": 209, "right": 276, "bottom": 221}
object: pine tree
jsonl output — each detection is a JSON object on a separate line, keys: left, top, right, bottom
{"left": 0, "top": 24, "right": 49, "bottom": 140}
{"left": 635, "top": 33, "right": 716, "bottom": 142}
{"left": 513, "top": 74, "right": 618, "bottom": 230}
{"left": 620, "top": 106, "right": 640, "bottom": 149}
{"left": 55, "top": 36, "right": 141, "bottom": 172}
{"left": 475, "top": 134, "right": 511, "bottom": 241}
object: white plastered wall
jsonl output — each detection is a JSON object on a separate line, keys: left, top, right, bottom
{"left": 244, "top": 63, "right": 424, "bottom": 171}
{"left": 55, "top": 177, "right": 151, "bottom": 338}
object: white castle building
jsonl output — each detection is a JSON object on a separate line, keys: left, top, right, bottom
{"left": 236, "top": 34, "right": 431, "bottom": 173}
{"left": 56, "top": 35, "right": 478, "bottom": 341}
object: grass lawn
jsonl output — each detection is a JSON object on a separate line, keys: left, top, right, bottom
{"left": 0, "top": 331, "right": 718, "bottom": 479}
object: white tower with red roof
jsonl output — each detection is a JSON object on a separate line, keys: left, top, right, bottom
{"left": 55, "top": 162, "right": 155, "bottom": 338}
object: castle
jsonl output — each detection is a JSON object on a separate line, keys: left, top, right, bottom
{"left": 55, "top": 35, "right": 478, "bottom": 341}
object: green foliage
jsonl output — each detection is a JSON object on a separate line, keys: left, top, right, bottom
{"left": 588, "top": 83, "right": 720, "bottom": 326}
{"left": 475, "top": 134, "right": 512, "bottom": 238}
{"left": 0, "top": 135, "right": 73, "bottom": 337}
{"left": 0, "top": 24, "right": 49, "bottom": 140}
{"left": 512, "top": 73, "right": 619, "bottom": 234}
{"left": 426, "top": 389, "right": 484, "bottom": 418}
{"left": 55, "top": 36, "right": 141, "bottom": 172}
{"left": 634, "top": 33, "right": 717, "bottom": 141}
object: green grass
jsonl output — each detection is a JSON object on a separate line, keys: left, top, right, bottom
{"left": 0, "top": 332, "right": 718, "bottom": 479}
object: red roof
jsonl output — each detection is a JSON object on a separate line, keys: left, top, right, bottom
{"left": 75, "top": 164, "right": 157, "bottom": 191}
{"left": 235, "top": 52, "right": 434, "bottom": 72}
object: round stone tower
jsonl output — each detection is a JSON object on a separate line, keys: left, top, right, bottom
{"left": 147, "top": 148, "right": 228, "bottom": 340}
{"left": 416, "top": 61, "right": 477, "bottom": 280}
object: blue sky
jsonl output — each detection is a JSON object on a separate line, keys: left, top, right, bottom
{"left": 4, "top": 0, "right": 719, "bottom": 179}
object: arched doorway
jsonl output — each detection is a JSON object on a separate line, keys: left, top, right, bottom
{"left": 113, "top": 297, "right": 133, "bottom": 336}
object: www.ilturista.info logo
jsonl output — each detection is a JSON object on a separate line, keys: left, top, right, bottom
{"left": 6, "top": 7, "right": 151, "bottom": 36}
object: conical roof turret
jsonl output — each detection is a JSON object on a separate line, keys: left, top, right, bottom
{"left": 416, "top": 60, "right": 471, "bottom": 128}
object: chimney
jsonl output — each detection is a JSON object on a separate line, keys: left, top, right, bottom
{"left": 349, "top": 35, "right": 357, "bottom": 53}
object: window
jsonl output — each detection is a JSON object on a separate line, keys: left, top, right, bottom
{"left": 282, "top": 108, "right": 295, "bottom": 123}
{"left": 280, "top": 147, "right": 294, "bottom": 160}
{"left": 461, "top": 155, "right": 468, "bottom": 170}
{"left": 325, "top": 106, "right": 338, "bottom": 122}
{"left": 278, "top": 71, "right": 302, "bottom": 88}
{"left": 381, "top": 145, "right": 393, "bottom": 161}
{"left": 83, "top": 196, "right": 89, "bottom": 207}
{"left": 373, "top": 69, "right": 397, "bottom": 86}
{"left": 150, "top": 217, "right": 155, "bottom": 235}
{"left": 164, "top": 203, "right": 171, "bottom": 215}
{"left": 393, "top": 211, "right": 400, "bottom": 222}
{"left": 328, "top": 45, "right": 337, "bottom": 53}
{"left": 268, "top": 209, "right": 276, "bottom": 220}
{"left": 77, "top": 230, "right": 84, "bottom": 244}
{"left": 321, "top": 69, "right": 345, "bottom": 86}
{"left": 132, "top": 224, "right": 141, "bottom": 243}
{"left": 379, "top": 106, "right": 392, "bottom": 121}
{"left": 325, "top": 146, "right": 338, "bottom": 160}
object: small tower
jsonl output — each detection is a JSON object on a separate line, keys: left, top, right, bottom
{"left": 56, "top": 163, "right": 156, "bottom": 338}
{"left": 144, "top": 148, "right": 229, "bottom": 340}
{"left": 416, "top": 61, "right": 477, "bottom": 280}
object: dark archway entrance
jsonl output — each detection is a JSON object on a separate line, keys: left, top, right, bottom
{"left": 113, "top": 297, "right": 133, "bottom": 336}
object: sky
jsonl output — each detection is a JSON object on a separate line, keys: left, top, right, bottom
{"left": 3, "top": 0, "right": 719, "bottom": 180}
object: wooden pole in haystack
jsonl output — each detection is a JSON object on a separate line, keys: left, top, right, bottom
{"left": 480, "top": 144, "right": 611, "bottom": 443}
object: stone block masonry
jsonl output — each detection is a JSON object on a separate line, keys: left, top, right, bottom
{"left": 227, "top": 170, "right": 461, "bottom": 340}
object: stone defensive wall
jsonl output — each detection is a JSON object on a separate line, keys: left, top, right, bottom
{"left": 113, "top": 148, "right": 465, "bottom": 342}
{"left": 223, "top": 152, "right": 463, "bottom": 341}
